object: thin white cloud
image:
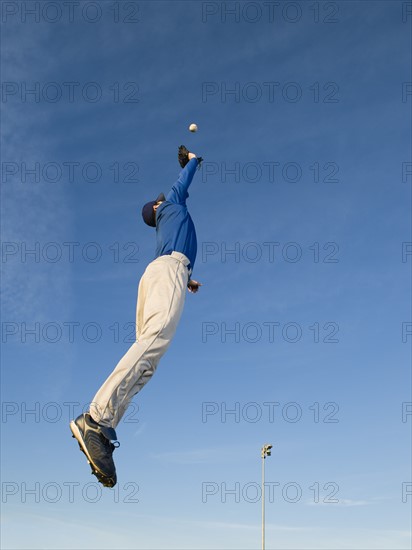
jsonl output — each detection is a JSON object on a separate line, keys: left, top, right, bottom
{"left": 1, "top": 26, "right": 74, "bottom": 323}
{"left": 149, "top": 447, "right": 233, "bottom": 465}
{"left": 306, "top": 497, "right": 369, "bottom": 507}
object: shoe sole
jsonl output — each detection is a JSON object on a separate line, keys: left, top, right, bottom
{"left": 69, "top": 420, "right": 116, "bottom": 488}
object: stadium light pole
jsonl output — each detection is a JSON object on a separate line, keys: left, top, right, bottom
{"left": 261, "top": 444, "right": 272, "bottom": 550}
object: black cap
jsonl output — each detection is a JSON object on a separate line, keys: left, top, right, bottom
{"left": 141, "top": 193, "right": 166, "bottom": 227}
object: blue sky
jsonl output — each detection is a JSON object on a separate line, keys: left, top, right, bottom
{"left": 1, "top": 1, "right": 411, "bottom": 548}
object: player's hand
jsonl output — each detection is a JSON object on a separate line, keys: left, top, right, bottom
{"left": 187, "top": 279, "right": 202, "bottom": 293}
{"left": 188, "top": 152, "right": 197, "bottom": 160}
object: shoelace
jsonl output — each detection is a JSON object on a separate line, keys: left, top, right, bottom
{"left": 100, "top": 433, "right": 120, "bottom": 454}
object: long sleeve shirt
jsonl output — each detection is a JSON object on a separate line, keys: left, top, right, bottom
{"left": 154, "top": 158, "right": 198, "bottom": 270}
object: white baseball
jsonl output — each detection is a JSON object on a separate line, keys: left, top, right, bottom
{"left": 189, "top": 123, "right": 198, "bottom": 132}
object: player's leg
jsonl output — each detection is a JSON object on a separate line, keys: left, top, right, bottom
{"left": 71, "top": 255, "right": 187, "bottom": 485}
{"left": 90, "top": 254, "right": 187, "bottom": 428}
{"left": 70, "top": 273, "right": 146, "bottom": 487}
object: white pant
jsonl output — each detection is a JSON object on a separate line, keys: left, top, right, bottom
{"left": 90, "top": 252, "right": 190, "bottom": 428}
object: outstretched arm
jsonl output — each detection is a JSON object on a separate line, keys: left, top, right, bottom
{"left": 166, "top": 156, "right": 199, "bottom": 204}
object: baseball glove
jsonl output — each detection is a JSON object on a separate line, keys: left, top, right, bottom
{"left": 178, "top": 145, "right": 203, "bottom": 169}
{"left": 178, "top": 145, "right": 190, "bottom": 168}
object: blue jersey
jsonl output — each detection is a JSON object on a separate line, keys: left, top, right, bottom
{"left": 154, "top": 158, "right": 198, "bottom": 270}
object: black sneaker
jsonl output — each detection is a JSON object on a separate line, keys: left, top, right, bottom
{"left": 70, "top": 413, "right": 119, "bottom": 488}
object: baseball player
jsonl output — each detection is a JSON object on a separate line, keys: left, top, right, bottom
{"left": 70, "top": 146, "right": 203, "bottom": 487}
